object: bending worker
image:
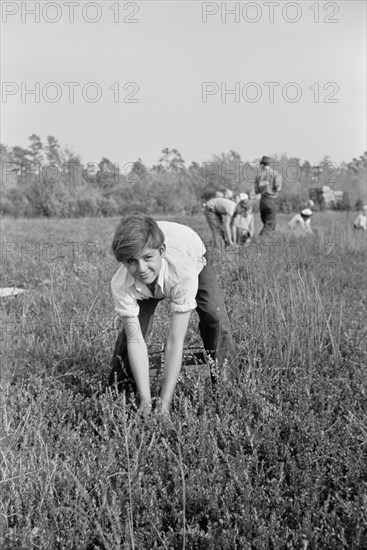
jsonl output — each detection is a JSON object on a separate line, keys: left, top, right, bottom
{"left": 288, "top": 208, "right": 313, "bottom": 235}
{"left": 204, "top": 196, "right": 237, "bottom": 247}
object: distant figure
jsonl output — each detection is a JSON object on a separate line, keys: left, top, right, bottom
{"left": 254, "top": 156, "right": 282, "bottom": 236}
{"left": 215, "top": 191, "right": 224, "bottom": 198}
{"left": 288, "top": 208, "right": 313, "bottom": 235}
{"left": 233, "top": 202, "right": 254, "bottom": 244}
{"left": 353, "top": 205, "right": 367, "bottom": 231}
{"left": 233, "top": 192, "right": 249, "bottom": 204}
{"left": 204, "top": 197, "right": 237, "bottom": 247}
{"left": 232, "top": 193, "right": 254, "bottom": 243}
{"left": 224, "top": 189, "right": 233, "bottom": 199}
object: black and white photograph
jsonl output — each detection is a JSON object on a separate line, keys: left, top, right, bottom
{"left": 1, "top": 1, "right": 366, "bottom": 548}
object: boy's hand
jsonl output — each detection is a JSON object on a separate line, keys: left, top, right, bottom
{"left": 157, "top": 399, "right": 170, "bottom": 417}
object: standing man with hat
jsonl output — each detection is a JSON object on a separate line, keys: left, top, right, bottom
{"left": 253, "top": 156, "right": 282, "bottom": 236}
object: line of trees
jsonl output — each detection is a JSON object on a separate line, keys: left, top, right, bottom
{"left": 1, "top": 136, "right": 366, "bottom": 218}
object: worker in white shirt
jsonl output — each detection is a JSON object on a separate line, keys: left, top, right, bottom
{"left": 204, "top": 197, "right": 237, "bottom": 247}
{"left": 353, "top": 205, "right": 367, "bottom": 231}
{"left": 288, "top": 208, "right": 313, "bottom": 235}
{"left": 232, "top": 193, "right": 254, "bottom": 244}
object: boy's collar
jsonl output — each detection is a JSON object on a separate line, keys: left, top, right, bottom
{"left": 156, "top": 256, "right": 167, "bottom": 291}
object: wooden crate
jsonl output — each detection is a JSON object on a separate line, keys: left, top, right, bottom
{"left": 148, "top": 347, "right": 211, "bottom": 379}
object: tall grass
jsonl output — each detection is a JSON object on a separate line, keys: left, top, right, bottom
{"left": 1, "top": 213, "right": 366, "bottom": 549}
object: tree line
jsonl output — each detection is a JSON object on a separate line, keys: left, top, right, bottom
{"left": 1, "top": 135, "right": 366, "bottom": 217}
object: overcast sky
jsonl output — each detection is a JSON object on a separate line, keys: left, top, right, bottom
{"left": 1, "top": 0, "right": 366, "bottom": 169}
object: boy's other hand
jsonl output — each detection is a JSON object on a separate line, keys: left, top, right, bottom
{"left": 138, "top": 400, "right": 152, "bottom": 416}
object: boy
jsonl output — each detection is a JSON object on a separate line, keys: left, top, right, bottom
{"left": 109, "top": 213, "right": 237, "bottom": 415}
{"left": 353, "top": 205, "right": 367, "bottom": 231}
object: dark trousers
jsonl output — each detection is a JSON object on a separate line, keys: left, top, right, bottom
{"left": 259, "top": 196, "right": 277, "bottom": 235}
{"left": 109, "top": 259, "right": 237, "bottom": 392}
{"left": 204, "top": 209, "right": 226, "bottom": 245}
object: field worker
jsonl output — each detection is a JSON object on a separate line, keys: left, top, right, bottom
{"left": 353, "top": 205, "right": 367, "bottom": 231}
{"left": 233, "top": 192, "right": 249, "bottom": 204}
{"left": 232, "top": 201, "right": 255, "bottom": 244}
{"left": 109, "top": 213, "right": 237, "bottom": 415}
{"left": 288, "top": 208, "right": 313, "bottom": 235}
{"left": 253, "top": 156, "right": 282, "bottom": 236}
{"left": 204, "top": 197, "right": 237, "bottom": 247}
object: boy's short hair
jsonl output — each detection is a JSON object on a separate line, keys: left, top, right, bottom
{"left": 112, "top": 212, "right": 165, "bottom": 262}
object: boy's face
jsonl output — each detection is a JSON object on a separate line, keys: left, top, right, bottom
{"left": 124, "top": 245, "right": 165, "bottom": 285}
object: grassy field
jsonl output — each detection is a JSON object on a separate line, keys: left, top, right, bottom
{"left": 1, "top": 212, "right": 366, "bottom": 549}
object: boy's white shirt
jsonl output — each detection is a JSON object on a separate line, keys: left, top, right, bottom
{"left": 111, "top": 221, "right": 206, "bottom": 317}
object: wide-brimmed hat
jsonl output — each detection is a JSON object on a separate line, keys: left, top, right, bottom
{"left": 260, "top": 156, "right": 272, "bottom": 166}
{"left": 239, "top": 192, "right": 249, "bottom": 201}
{"left": 301, "top": 208, "right": 313, "bottom": 217}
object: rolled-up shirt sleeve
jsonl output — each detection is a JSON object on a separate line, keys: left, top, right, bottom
{"left": 113, "top": 290, "right": 139, "bottom": 317}
{"left": 111, "top": 268, "right": 140, "bottom": 317}
{"left": 170, "top": 273, "right": 198, "bottom": 314}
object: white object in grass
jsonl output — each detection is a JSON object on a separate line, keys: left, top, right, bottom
{"left": 0, "top": 287, "right": 26, "bottom": 298}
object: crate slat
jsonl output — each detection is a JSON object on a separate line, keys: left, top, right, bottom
{"left": 148, "top": 347, "right": 210, "bottom": 378}
{"left": 149, "top": 364, "right": 211, "bottom": 379}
